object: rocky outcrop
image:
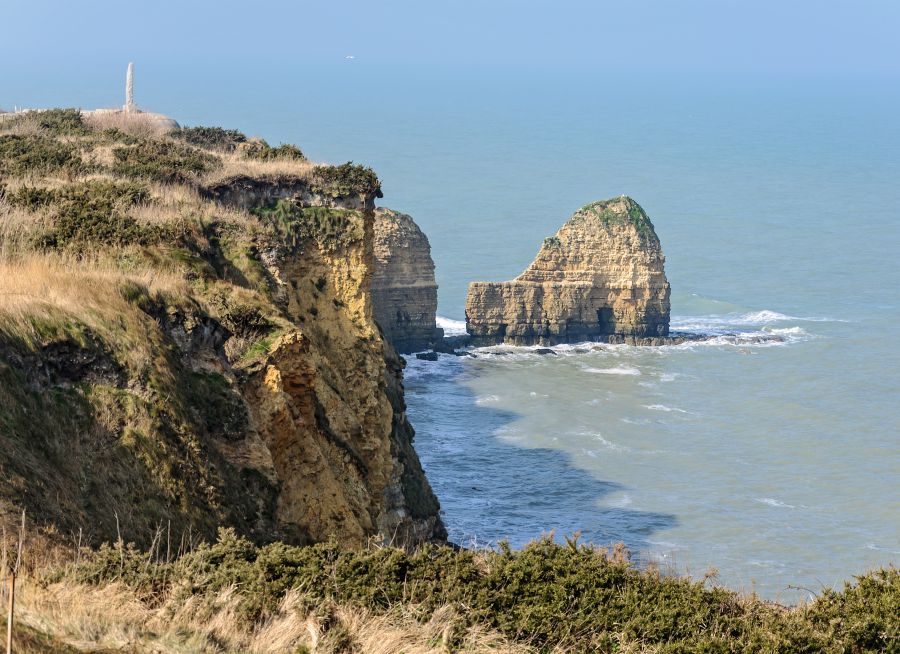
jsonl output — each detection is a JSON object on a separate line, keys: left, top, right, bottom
{"left": 466, "top": 196, "right": 670, "bottom": 346}
{"left": 371, "top": 208, "right": 442, "bottom": 353}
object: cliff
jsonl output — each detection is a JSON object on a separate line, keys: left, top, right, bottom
{"left": 371, "top": 208, "right": 442, "bottom": 353}
{"left": 0, "top": 110, "right": 444, "bottom": 548}
{"left": 466, "top": 196, "right": 670, "bottom": 345}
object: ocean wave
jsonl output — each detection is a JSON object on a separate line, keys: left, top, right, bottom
{"left": 754, "top": 497, "right": 796, "bottom": 509}
{"left": 475, "top": 394, "right": 501, "bottom": 405}
{"left": 671, "top": 309, "right": 843, "bottom": 333}
{"left": 644, "top": 404, "right": 689, "bottom": 413}
{"left": 582, "top": 365, "right": 642, "bottom": 376}
{"left": 436, "top": 315, "right": 467, "bottom": 336}
{"left": 591, "top": 433, "right": 631, "bottom": 452}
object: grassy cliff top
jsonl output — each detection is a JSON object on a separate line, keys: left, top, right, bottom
{"left": 571, "top": 195, "right": 659, "bottom": 242}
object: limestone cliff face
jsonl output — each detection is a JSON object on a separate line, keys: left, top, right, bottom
{"left": 371, "top": 208, "right": 442, "bottom": 353}
{"left": 466, "top": 196, "right": 670, "bottom": 346}
{"left": 222, "top": 182, "right": 445, "bottom": 547}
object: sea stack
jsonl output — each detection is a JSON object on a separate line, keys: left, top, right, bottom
{"left": 371, "top": 208, "right": 443, "bottom": 353}
{"left": 465, "top": 196, "right": 670, "bottom": 346}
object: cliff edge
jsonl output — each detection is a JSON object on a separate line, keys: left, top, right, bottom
{"left": 0, "top": 110, "right": 444, "bottom": 548}
{"left": 466, "top": 196, "right": 670, "bottom": 345}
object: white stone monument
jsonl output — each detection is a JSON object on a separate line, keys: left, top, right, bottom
{"left": 124, "top": 62, "right": 135, "bottom": 113}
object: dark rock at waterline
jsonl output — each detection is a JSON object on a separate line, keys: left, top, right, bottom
{"left": 534, "top": 348, "right": 557, "bottom": 355}
{"left": 415, "top": 351, "right": 440, "bottom": 361}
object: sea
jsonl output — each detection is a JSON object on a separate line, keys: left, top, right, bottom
{"left": 7, "top": 62, "right": 899, "bottom": 601}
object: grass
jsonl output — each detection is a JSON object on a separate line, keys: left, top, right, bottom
{"left": 203, "top": 149, "right": 318, "bottom": 186}
{"left": 252, "top": 200, "right": 365, "bottom": 252}
{"left": 576, "top": 196, "right": 657, "bottom": 242}
{"left": 11, "top": 575, "right": 525, "bottom": 654}
{"left": 110, "top": 138, "right": 221, "bottom": 184}
{"left": 81, "top": 110, "right": 176, "bottom": 138}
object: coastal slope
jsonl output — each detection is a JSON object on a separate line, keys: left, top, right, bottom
{"left": 0, "top": 110, "right": 444, "bottom": 548}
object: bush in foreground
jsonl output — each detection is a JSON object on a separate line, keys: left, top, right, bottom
{"left": 55, "top": 530, "right": 899, "bottom": 653}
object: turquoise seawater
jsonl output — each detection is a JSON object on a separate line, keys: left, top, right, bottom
{"left": 7, "top": 64, "right": 899, "bottom": 600}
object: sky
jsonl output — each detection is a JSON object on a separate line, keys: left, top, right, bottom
{"left": 2, "top": 0, "right": 899, "bottom": 78}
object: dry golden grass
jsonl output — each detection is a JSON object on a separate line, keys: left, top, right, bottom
{"left": 0, "top": 254, "right": 185, "bottom": 314}
{"left": 130, "top": 182, "right": 260, "bottom": 230}
{"left": 203, "top": 149, "right": 318, "bottom": 186}
{"left": 81, "top": 110, "right": 175, "bottom": 139}
{"left": 11, "top": 578, "right": 544, "bottom": 654}
{"left": 0, "top": 253, "right": 188, "bottom": 360}
{"left": 0, "top": 111, "right": 45, "bottom": 137}
{"left": 0, "top": 201, "right": 49, "bottom": 256}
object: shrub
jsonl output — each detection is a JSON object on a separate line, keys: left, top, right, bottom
{"left": 0, "top": 135, "right": 83, "bottom": 177}
{"left": 111, "top": 139, "right": 219, "bottom": 183}
{"left": 252, "top": 200, "right": 364, "bottom": 251}
{"left": 30, "top": 108, "right": 88, "bottom": 135}
{"left": 171, "top": 126, "right": 247, "bottom": 152}
{"left": 59, "top": 531, "right": 900, "bottom": 653}
{"left": 0, "top": 108, "right": 88, "bottom": 136}
{"left": 27, "top": 179, "right": 155, "bottom": 249}
{"left": 311, "top": 162, "right": 382, "bottom": 198}
{"left": 239, "top": 138, "right": 305, "bottom": 161}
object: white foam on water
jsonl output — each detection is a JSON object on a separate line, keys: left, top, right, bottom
{"left": 593, "top": 433, "right": 631, "bottom": 452}
{"left": 671, "top": 309, "right": 841, "bottom": 330}
{"left": 436, "top": 315, "right": 467, "bottom": 336}
{"left": 609, "top": 493, "right": 633, "bottom": 507}
{"left": 475, "top": 394, "right": 501, "bottom": 405}
{"left": 644, "top": 404, "right": 689, "bottom": 413}
{"left": 582, "top": 365, "right": 642, "bottom": 376}
{"left": 755, "top": 497, "right": 796, "bottom": 509}
{"left": 659, "top": 373, "right": 678, "bottom": 382}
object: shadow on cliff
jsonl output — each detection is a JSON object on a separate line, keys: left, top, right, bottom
{"left": 404, "top": 357, "right": 676, "bottom": 557}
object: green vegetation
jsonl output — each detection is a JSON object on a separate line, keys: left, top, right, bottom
{"left": 580, "top": 196, "right": 657, "bottom": 241}
{"left": 0, "top": 108, "right": 89, "bottom": 136}
{"left": 240, "top": 138, "right": 305, "bottom": 161}
{"left": 171, "top": 125, "right": 247, "bottom": 151}
{"left": 7, "top": 179, "right": 158, "bottom": 250}
{"left": 542, "top": 236, "right": 561, "bottom": 249}
{"left": 59, "top": 530, "right": 898, "bottom": 653}
{"left": 252, "top": 199, "right": 365, "bottom": 251}
{"left": 0, "top": 135, "right": 83, "bottom": 177}
{"left": 111, "top": 138, "right": 220, "bottom": 183}
{"left": 311, "top": 161, "right": 382, "bottom": 198}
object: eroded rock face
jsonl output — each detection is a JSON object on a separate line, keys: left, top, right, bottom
{"left": 219, "top": 185, "right": 445, "bottom": 547}
{"left": 371, "top": 208, "right": 442, "bottom": 353}
{"left": 466, "top": 196, "right": 670, "bottom": 346}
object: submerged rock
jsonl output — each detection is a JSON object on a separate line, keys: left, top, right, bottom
{"left": 372, "top": 208, "right": 443, "bottom": 353}
{"left": 466, "top": 196, "right": 671, "bottom": 346}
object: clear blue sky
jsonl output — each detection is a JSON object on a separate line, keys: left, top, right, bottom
{"left": 2, "top": 0, "right": 899, "bottom": 77}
